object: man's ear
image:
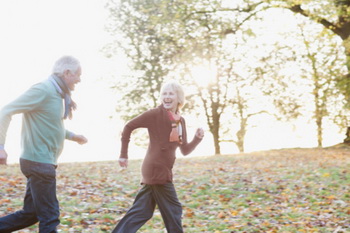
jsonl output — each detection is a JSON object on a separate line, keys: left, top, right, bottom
{"left": 62, "top": 70, "right": 70, "bottom": 78}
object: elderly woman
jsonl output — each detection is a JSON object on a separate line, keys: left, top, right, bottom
{"left": 112, "top": 80, "right": 204, "bottom": 233}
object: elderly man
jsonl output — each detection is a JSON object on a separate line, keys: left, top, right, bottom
{"left": 0, "top": 56, "right": 88, "bottom": 232}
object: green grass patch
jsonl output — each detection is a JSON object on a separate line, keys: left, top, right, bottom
{"left": 0, "top": 147, "right": 349, "bottom": 232}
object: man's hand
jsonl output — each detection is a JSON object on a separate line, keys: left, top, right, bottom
{"left": 0, "top": 149, "right": 8, "bottom": 165}
{"left": 72, "top": 135, "right": 88, "bottom": 145}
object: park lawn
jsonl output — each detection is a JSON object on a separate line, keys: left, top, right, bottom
{"left": 0, "top": 147, "right": 349, "bottom": 233}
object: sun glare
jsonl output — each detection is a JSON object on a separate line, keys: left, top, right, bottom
{"left": 190, "top": 64, "right": 217, "bottom": 87}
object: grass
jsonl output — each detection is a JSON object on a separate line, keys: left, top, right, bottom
{"left": 0, "top": 147, "right": 349, "bottom": 232}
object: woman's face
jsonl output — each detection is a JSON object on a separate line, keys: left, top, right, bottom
{"left": 161, "top": 86, "right": 179, "bottom": 112}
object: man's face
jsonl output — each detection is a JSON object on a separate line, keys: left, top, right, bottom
{"left": 64, "top": 67, "right": 81, "bottom": 91}
{"left": 161, "top": 86, "right": 179, "bottom": 112}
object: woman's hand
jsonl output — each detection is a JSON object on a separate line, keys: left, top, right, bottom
{"left": 195, "top": 128, "right": 204, "bottom": 139}
{"left": 0, "top": 149, "right": 8, "bottom": 165}
{"left": 119, "top": 158, "right": 128, "bottom": 168}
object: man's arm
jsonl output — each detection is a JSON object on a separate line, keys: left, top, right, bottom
{"left": 71, "top": 134, "right": 88, "bottom": 145}
{"left": 0, "top": 84, "right": 48, "bottom": 165}
{"left": 65, "top": 130, "right": 88, "bottom": 145}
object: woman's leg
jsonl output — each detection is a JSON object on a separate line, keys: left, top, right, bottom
{"left": 112, "top": 185, "right": 156, "bottom": 233}
{"left": 151, "top": 183, "right": 183, "bottom": 233}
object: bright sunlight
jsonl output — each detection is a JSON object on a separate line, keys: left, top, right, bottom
{"left": 190, "top": 63, "right": 218, "bottom": 87}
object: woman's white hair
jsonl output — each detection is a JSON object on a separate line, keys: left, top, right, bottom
{"left": 160, "top": 80, "right": 186, "bottom": 109}
{"left": 52, "top": 56, "right": 80, "bottom": 77}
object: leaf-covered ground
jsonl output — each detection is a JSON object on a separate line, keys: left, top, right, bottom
{"left": 0, "top": 147, "right": 349, "bottom": 232}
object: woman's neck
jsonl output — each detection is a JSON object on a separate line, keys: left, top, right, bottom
{"left": 166, "top": 108, "right": 177, "bottom": 114}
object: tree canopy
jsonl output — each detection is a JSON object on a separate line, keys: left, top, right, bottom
{"left": 106, "top": 0, "right": 348, "bottom": 153}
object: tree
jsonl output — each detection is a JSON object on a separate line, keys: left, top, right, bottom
{"left": 106, "top": 0, "right": 185, "bottom": 120}
{"left": 268, "top": 0, "right": 350, "bottom": 101}
{"left": 220, "top": 83, "right": 268, "bottom": 153}
{"left": 173, "top": 0, "right": 280, "bottom": 154}
{"left": 179, "top": 17, "right": 302, "bottom": 154}
{"left": 297, "top": 24, "right": 347, "bottom": 147}
{"left": 106, "top": 0, "right": 346, "bottom": 154}
{"left": 106, "top": 0, "right": 269, "bottom": 154}
{"left": 279, "top": 1, "right": 350, "bottom": 143}
{"left": 216, "top": 0, "right": 350, "bottom": 142}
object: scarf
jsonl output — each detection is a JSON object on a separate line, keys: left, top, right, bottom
{"left": 49, "top": 75, "right": 76, "bottom": 119}
{"left": 167, "top": 110, "right": 182, "bottom": 144}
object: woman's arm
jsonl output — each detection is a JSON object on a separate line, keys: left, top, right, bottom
{"left": 120, "top": 109, "right": 154, "bottom": 159}
{"left": 179, "top": 118, "right": 204, "bottom": 155}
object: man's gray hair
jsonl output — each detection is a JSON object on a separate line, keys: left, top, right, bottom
{"left": 52, "top": 56, "right": 80, "bottom": 76}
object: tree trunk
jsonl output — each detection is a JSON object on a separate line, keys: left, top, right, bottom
{"left": 236, "top": 136, "right": 245, "bottom": 153}
{"left": 316, "top": 115, "right": 323, "bottom": 147}
{"left": 212, "top": 118, "right": 221, "bottom": 155}
{"left": 213, "top": 134, "right": 221, "bottom": 155}
{"left": 235, "top": 119, "right": 247, "bottom": 153}
{"left": 344, "top": 127, "right": 350, "bottom": 143}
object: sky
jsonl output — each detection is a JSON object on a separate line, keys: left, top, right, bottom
{"left": 0, "top": 0, "right": 345, "bottom": 164}
{"left": 0, "top": 0, "right": 124, "bottom": 163}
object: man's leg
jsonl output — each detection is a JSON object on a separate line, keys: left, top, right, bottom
{"left": 0, "top": 178, "right": 38, "bottom": 232}
{"left": 27, "top": 159, "right": 60, "bottom": 233}
{"left": 112, "top": 185, "right": 156, "bottom": 233}
{"left": 152, "top": 183, "right": 183, "bottom": 233}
